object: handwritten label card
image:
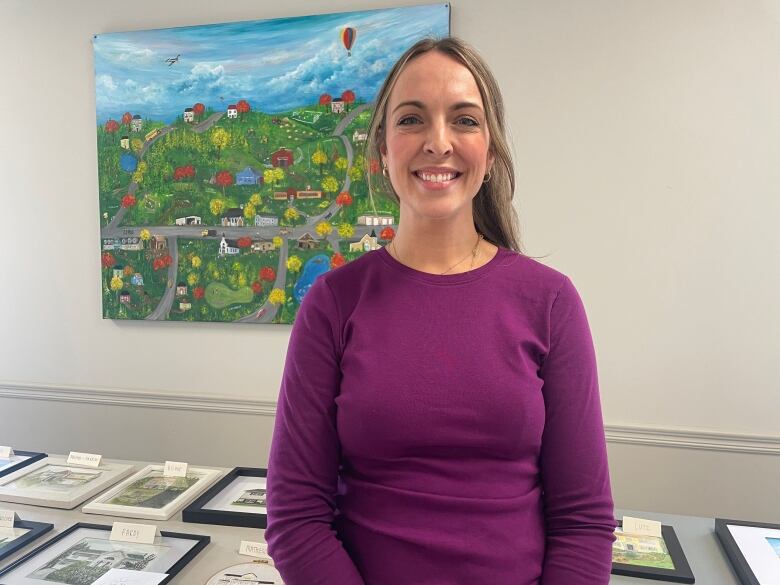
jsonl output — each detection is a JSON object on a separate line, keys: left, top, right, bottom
{"left": 92, "top": 569, "right": 168, "bottom": 585}
{"left": 163, "top": 461, "right": 188, "bottom": 478}
{"left": 622, "top": 516, "right": 663, "bottom": 538}
{"left": 0, "top": 509, "right": 18, "bottom": 528}
{"left": 240, "top": 540, "right": 272, "bottom": 561}
{"left": 0, "top": 446, "right": 14, "bottom": 459}
{"left": 67, "top": 451, "right": 102, "bottom": 468}
{"left": 110, "top": 522, "right": 158, "bottom": 545}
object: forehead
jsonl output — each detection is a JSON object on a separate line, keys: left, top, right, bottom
{"left": 388, "top": 51, "right": 483, "bottom": 109}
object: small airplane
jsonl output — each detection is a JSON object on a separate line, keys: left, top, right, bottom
{"left": 164, "top": 54, "right": 181, "bottom": 66}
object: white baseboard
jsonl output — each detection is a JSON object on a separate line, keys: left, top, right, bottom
{"left": 1, "top": 382, "right": 779, "bottom": 455}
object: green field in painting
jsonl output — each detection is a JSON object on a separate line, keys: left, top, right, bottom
{"left": 205, "top": 282, "right": 254, "bottom": 309}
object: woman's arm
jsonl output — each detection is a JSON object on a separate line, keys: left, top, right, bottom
{"left": 538, "top": 275, "right": 617, "bottom": 585}
{"left": 265, "top": 276, "right": 365, "bottom": 585}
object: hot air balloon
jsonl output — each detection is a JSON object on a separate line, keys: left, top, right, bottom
{"left": 341, "top": 27, "right": 357, "bottom": 57}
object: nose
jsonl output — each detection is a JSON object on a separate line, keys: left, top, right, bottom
{"left": 423, "top": 119, "right": 453, "bottom": 157}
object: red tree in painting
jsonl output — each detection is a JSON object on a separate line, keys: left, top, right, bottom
{"left": 259, "top": 266, "right": 276, "bottom": 283}
{"left": 194, "top": 286, "right": 205, "bottom": 300}
{"left": 237, "top": 236, "right": 252, "bottom": 249}
{"left": 120, "top": 194, "right": 137, "bottom": 208}
{"left": 331, "top": 253, "right": 346, "bottom": 269}
{"left": 101, "top": 252, "right": 116, "bottom": 269}
{"left": 251, "top": 281, "right": 262, "bottom": 294}
{"left": 215, "top": 171, "right": 234, "bottom": 196}
{"left": 369, "top": 158, "right": 381, "bottom": 174}
{"left": 336, "top": 191, "right": 353, "bottom": 207}
{"left": 121, "top": 112, "right": 133, "bottom": 130}
{"left": 341, "top": 90, "right": 356, "bottom": 110}
{"left": 319, "top": 93, "right": 332, "bottom": 111}
{"left": 193, "top": 102, "right": 205, "bottom": 119}
{"left": 173, "top": 164, "right": 196, "bottom": 181}
{"left": 104, "top": 119, "right": 120, "bottom": 141}
{"left": 236, "top": 100, "right": 251, "bottom": 118}
{"left": 380, "top": 226, "right": 396, "bottom": 241}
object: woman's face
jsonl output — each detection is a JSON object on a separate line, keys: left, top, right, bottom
{"left": 381, "top": 50, "right": 493, "bottom": 221}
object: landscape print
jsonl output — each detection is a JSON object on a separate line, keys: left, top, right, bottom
{"left": 107, "top": 469, "right": 202, "bottom": 509}
{"left": 8, "top": 465, "right": 102, "bottom": 493}
{"left": 612, "top": 528, "right": 675, "bottom": 569}
{"left": 27, "top": 537, "right": 167, "bottom": 584}
{"left": 94, "top": 4, "right": 450, "bottom": 322}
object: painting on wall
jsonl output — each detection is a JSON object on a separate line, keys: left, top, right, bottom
{"left": 93, "top": 4, "right": 450, "bottom": 323}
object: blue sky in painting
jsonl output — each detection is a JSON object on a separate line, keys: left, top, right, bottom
{"left": 93, "top": 4, "right": 450, "bottom": 124}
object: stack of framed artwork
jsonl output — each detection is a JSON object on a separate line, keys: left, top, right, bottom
{"left": 715, "top": 518, "right": 780, "bottom": 585}
{"left": 183, "top": 467, "right": 267, "bottom": 528}
{"left": 0, "top": 451, "right": 47, "bottom": 480}
{"left": 611, "top": 520, "right": 695, "bottom": 583}
{"left": 0, "top": 457, "right": 135, "bottom": 510}
{"left": 82, "top": 464, "right": 224, "bottom": 521}
{"left": 0, "top": 522, "right": 209, "bottom": 584}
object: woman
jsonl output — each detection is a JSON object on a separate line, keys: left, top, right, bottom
{"left": 265, "top": 36, "right": 616, "bottom": 585}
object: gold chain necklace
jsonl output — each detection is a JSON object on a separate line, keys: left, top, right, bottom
{"left": 390, "top": 233, "right": 484, "bottom": 275}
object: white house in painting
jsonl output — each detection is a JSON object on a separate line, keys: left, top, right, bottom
{"left": 227, "top": 104, "right": 238, "bottom": 119}
{"left": 175, "top": 216, "right": 202, "bottom": 225}
{"left": 353, "top": 129, "right": 368, "bottom": 142}
{"left": 183, "top": 107, "right": 194, "bottom": 122}
{"left": 251, "top": 240, "right": 275, "bottom": 253}
{"left": 120, "top": 136, "right": 130, "bottom": 149}
{"left": 219, "top": 236, "right": 240, "bottom": 256}
{"left": 330, "top": 99, "right": 344, "bottom": 114}
{"left": 349, "top": 230, "right": 380, "bottom": 252}
{"left": 254, "top": 213, "right": 279, "bottom": 227}
{"left": 221, "top": 208, "right": 244, "bottom": 227}
{"left": 357, "top": 214, "right": 394, "bottom": 226}
{"left": 131, "top": 114, "right": 143, "bottom": 132}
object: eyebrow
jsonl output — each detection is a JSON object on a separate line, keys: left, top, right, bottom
{"left": 391, "top": 100, "right": 483, "bottom": 115}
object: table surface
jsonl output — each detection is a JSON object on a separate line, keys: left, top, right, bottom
{"left": 0, "top": 457, "right": 742, "bottom": 584}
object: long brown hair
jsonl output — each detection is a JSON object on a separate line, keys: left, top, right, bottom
{"left": 365, "top": 36, "right": 525, "bottom": 254}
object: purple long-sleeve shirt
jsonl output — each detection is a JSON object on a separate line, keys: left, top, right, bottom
{"left": 265, "top": 245, "right": 616, "bottom": 585}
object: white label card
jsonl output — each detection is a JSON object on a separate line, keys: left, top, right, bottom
{"left": 0, "top": 446, "right": 13, "bottom": 459}
{"left": 163, "top": 460, "right": 188, "bottom": 477}
{"left": 0, "top": 509, "right": 18, "bottom": 528}
{"left": 622, "top": 516, "right": 663, "bottom": 538}
{"left": 240, "top": 540, "right": 272, "bottom": 560}
{"left": 110, "top": 522, "right": 158, "bottom": 545}
{"left": 67, "top": 451, "right": 102, "bottom": 467}
{"left": 92, "top": 569, "right": 168, "bottom": 585}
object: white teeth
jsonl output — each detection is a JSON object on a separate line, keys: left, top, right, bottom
{"left": 417, "top": 172, "right": 457, "bottom": 183}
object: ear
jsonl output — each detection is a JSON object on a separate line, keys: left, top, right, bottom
{"left": 486, "top": 150, "right": 495, "bottom": 174}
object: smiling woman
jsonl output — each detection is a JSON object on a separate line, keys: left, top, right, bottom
{"left": 265, "top": 36, "right": 616, "bottom": 585}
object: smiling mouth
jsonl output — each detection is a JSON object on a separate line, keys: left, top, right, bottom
{"left": 413, "top": 171, "right": 462, "bottom": 184}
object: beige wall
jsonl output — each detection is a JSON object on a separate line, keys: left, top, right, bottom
{"left": 1, "top": 0, "right": 778, "bottom": 521}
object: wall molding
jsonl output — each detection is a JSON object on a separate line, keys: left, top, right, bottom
{"left": 1, "top": 382, "right": 779, "bottom": 455}
{"left": 0, "top": 381, "right": 276, "bottom": 416}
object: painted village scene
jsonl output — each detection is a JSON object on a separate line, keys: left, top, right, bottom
{"left": 94, "top": 5, "right": 450, "bottom": 322}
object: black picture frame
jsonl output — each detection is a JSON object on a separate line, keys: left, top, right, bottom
{"left": 0, "top": 451, "right": 47, "bottom": 479}
{"left": 611, "top": 520, "right": 695, "bottom": 583}
{"left": 0, "top": 521, "right": 209, "bottom": 583}
{"left": 715, "top": 517, "right": 780, "bottom": 585}
{"left": 182, "top": 466, "right": 267, "bottom": 528}
{"left": 0, "top": 519, "right": 53, "bottom": 563}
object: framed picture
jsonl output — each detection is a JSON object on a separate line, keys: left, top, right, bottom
{"left": 183, "top": 467, "right": 267, "bottom": 528}
{"left": 0, "top": 457, "right": 135, "bottom": 509}
{"left": 0, "top": 522, "right": 209, "bottom": 584}
{"left": 205, "top": 561, "right": 282, "bottom": 585}
{"left": 715, "top": 518, "right": 780, "bottom": 585}
{"left": 82, "top": 464, "right": 224, "bottom": 521}
{"left": 0, "top": 519, "right": 53, "bottom": 563}
{"left": 611, "top": 521, "right": 695, "bottom": 583}
{"left": 0, "top": 451, "right": 47, "bottom": 479}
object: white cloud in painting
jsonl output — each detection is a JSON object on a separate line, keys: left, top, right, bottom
{"left": 96, "top": 74, "right": 118, "bottom": 92}
{"left": 116, "top": 48, "right": 156, "bottom": 64}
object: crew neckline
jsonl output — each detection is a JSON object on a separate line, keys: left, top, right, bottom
{"left": 377, "top": 243, "right": 507, "bottom": 285}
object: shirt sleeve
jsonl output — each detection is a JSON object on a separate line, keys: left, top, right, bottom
{"left": 265, "top": 275, "right": 366, "bottom": 585}
{"left": 538, "top": 275, "right": 617, "bottom": 585}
